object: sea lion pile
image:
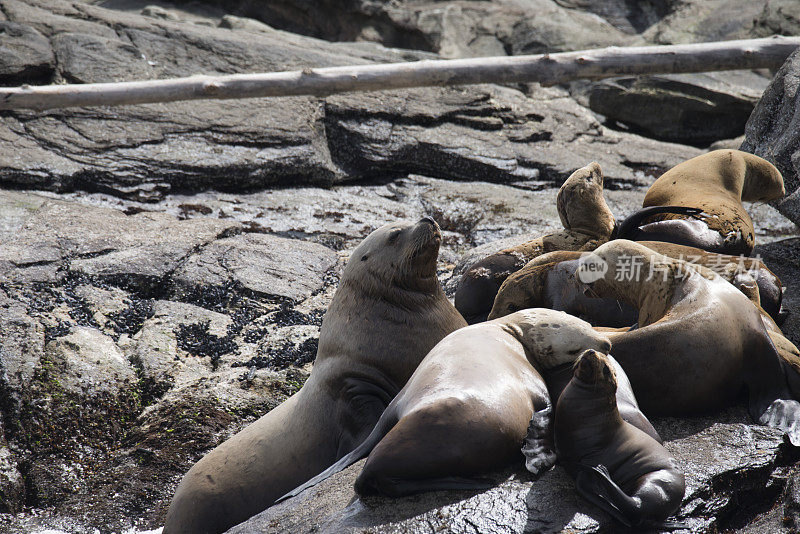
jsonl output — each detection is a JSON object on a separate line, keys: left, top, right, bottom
{"left": 163, "top": 149, "right": 800, "bottom": 533}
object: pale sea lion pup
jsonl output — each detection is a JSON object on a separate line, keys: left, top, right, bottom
{"left": 278, "top": 309, "right": 613, "bottom": 502}
{"left": 580, "top": 240, "right": 800, "bottom": 444}
{"left": 455, "top": 162, "right": 616, "bottom": 324}
{"left": 618, "top": 150, "right": 785, "bottom": 255}
{"left": 489, "top": 240, "right": 782, "bottom": 322}
{"left": 555, "top": 350, "right": 685, "bottom": 527}
{"left": 163, "top": 218, "right": 467, "bottom": 534}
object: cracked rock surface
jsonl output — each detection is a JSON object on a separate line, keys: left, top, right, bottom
{"left": 0, "top": 1, "right": 799, "bottom": 533}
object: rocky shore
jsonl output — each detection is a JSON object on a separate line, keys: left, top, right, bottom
{"left": 0, "top": 1, "right": 800, "bottom": 532}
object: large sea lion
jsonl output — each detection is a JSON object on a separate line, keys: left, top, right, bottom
{"left": 555, "top": 350, "right": 685, "bottom": 527}
{"left": 489, "top": 240, "right": 783, "bottom": 322}
{"left": 279, "top": 309, "right": 613, "bottom": 501}
{"left": 163, "top": 218, "right": 467, "bottom": 534}
{"left": 617, "top": 150, "right": 785, "bottom": 256}
{"left": 454, "top": 162, "right": 616, "bottom": 324}
{"left": 578, "top": 240, "right": 800, "bottom": 443}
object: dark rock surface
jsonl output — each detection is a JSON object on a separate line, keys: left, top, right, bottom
{"left": 230, "top": 407, "right": 800, "bottom": 534}
{"left": 742, "top": 49, "right": 800, "bottom": 228}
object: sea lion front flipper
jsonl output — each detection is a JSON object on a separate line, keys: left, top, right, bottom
{"left": 757, "top": 399, "right": 800, "bottom": 447}
{"left": 574, "top": 464, "right": 641, "bottom": 527}
{"left": 615, "top": 206, "right": 704, "bottom": 240}
{"left": 521, "top": 405, "right": 556, "bottom": 476}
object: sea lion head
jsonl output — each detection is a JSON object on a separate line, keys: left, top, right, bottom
{"left": 500, "top": 308, "right": 612, "bottom": 369}
{"left": 573, "top": 349, "right": 617, "bottom": 395}
{"left": 345, "top": 217, "right": 442, "bottom": 296}
{"left": 737, "top": 151, "right": 785, "bottom": 202}
{"left": 557, "top": 162, "right": 615, "bottom": 239}
{"left": 488, "top": 263, "right": 550, "bottom": 320}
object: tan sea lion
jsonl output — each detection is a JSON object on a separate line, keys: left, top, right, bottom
{"left": 555, "top": 350, "right": 685, "bottom": 527}
{"left": 578, "top": 240, "right": 800, "bottom": 444}
{"left": 489, "top": 240, "right": 783, "bottom": 322}
{"left": 278, "top": 309, "right": 614, "bottom": 501}
{"left": 163, "top": 218, "right": 467, "bottom": 534}
{"left": 617, "top": 150, "right": 785, "bottom": 256}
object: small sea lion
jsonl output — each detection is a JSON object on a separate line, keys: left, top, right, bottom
{"left": 278, "top": 309, "right": 613, "bottom": 501}
{"left": 617, "top": 150, "right": 785, "bottom": 255}
{"left": 579, "top": 240, "right": 800, "bottom": 444}
{"left": 555, "top": 350, "right": 685, "bottom": 527}
{"left": 455, "top": 162, "right": 616, "bottom": 324}
{"left": 163, "top": 218, "right": 467, "bottom": 534}
{"left": 489, "top": 240, "right": 783, "bottom": 322}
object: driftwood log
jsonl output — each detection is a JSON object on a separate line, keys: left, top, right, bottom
{"left": 2, "top": 36, "right": 799, "bottom": 111}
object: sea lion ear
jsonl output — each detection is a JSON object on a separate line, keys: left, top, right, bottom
{"left": 361, "top": 254, "right": 369, "bottom": 261}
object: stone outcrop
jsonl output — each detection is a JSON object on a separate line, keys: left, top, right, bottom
{"left": 742, "top": 49, "right": 800, "bottom": 228}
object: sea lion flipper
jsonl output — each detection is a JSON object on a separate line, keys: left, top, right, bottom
{"left": 275, "top": 404, "right": 400, "bottom": 504}
{"left": 574, "top": 464, "right": 641, "bottom": 527}
{"left": 615, "top": 205, "right": 704, "bottom": 240}
{"left": 521, "top": 405, "right": 556, "bottom": 476}
{"left": 757, "top": 398, "right": 800, "bottom": 447}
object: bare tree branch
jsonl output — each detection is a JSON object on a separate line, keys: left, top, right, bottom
{"left": 2, "top": 36, "right": 798, "bottom": 111}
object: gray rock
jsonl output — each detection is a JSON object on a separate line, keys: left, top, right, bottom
{"left": 43, "top": 326, "right": 137, "bottom": 396}
{"left": 587, "top": 71, "right": 769, "bottom": 145}
{"left": 0, "top": 21, "right": 54, "bottom": 84}
{"left": 229, "top": 407, "right": 798, "bottom": 533}
{"left": 742, "top": 49, "right": 800, "bottom": 228}
{"left": 172, "top": 233, "right": 339, "bottom": 302}
{"left": 642, "top": 0, "right": 768, "bottom": 44}
{"left": 0, "top": 444, "right": 24, "bottom": 514}
{"left": 553, "top": 0, "right": 671, "bottom": 34}
{"left": 753, "top": 0, "right": 800, "bottom": 38}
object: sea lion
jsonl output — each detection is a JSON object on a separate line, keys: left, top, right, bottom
{"left": 279, "top": 309, "right": 613, "bottom": 501}
{"left": 577, "top": 240, "right": 800, "bottom": 443}
{"left": 163, "top": 218, "right": 467, "bottom": 534}
{"left": 454, "top": 162, "right": 616, "bottom": 324}
{"left": 617, "top": 150, "right": 785, "bottom": 256}
{"left": 489, "top": 240, "right": 783, "bottom": 322}
{"left": 454, "top": 162, "right": 700, "bottom": 324}
{"left": 555, "top": 350, "right": 685, "bottom": 527}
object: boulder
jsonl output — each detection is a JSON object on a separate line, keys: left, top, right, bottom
{"left": 742, "top": 49, "right": 800, "bottom": 228}
{"left": 586, "top": 71, "right": 770, "bottom": 145}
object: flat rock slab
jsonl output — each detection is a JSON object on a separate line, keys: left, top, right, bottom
{"left": 229, "top": 407, "right": 798, "bottom": 533}
{"left": 172, "top": 233, "right": 339, "bottom": 302}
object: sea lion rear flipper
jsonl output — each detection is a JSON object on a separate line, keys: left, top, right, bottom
{"left": 521, "top": 405, "right": 556, "bottom": 476}
{"left": 574, "top": 464, "right": 641, "bottom": 527}
{"left": 615, "top": 206, "right": 704, "bottom": 240}
{"left": 748, "top": 335, "right": 800, "bottom": 446}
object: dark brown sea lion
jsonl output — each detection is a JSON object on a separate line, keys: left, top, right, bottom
{"left": 163, "top": 218, "right": 467, "bottom": 534}
{"left": 489, "top": 240, "right": 783, "bottom": 322}
{"left": 555, "top": 350, "right": 685, "bottom": 527}
{"left": 617, "top": 150, "right": 785, "bottom": 256}
{"left": 579, "top": 240, "right": 800, "bottom": 444}
{"left": 454, "top": 162, "right": 616, "bottom": 324}
{"left": 278, "top": 309, "right": 613, "bottom": 501}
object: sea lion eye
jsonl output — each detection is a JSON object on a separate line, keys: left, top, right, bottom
{"left": 361, "top": 255, "right": 369, "bottom": 261}
{"left": 387, "top": 230, "right": 401, "bottom": 244}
